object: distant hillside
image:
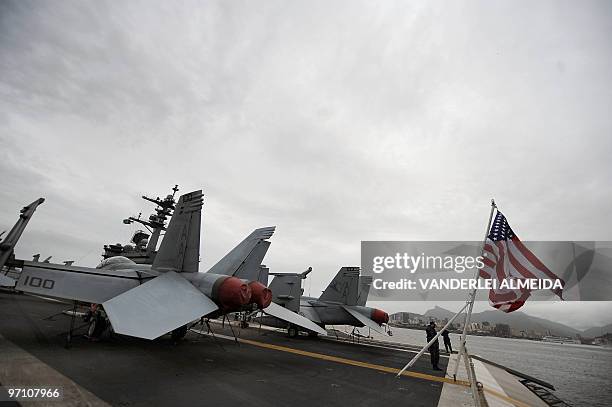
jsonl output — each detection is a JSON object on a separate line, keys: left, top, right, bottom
{"left": 423, "top": 306, "right": 457, "bottom": 321}
{"left": 582, "top": 323, "right": 612, "bottom": 338}
{"left": 415, "top": 306, "right": 607, "bottom": 338}
{"left": 469, "top": 310, "right": 581, "bottom": 337}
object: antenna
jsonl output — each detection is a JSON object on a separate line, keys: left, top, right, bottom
{"left": 122, "top": 185, "right": 179, "bottom": 231}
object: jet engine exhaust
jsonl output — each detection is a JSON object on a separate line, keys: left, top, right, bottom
{"left": 371, "top": 309, "right": 389, "bottom": 325}
{"left": 248, "top": 281, "right": 272, "bottom": 309}
{"left": 216, "top": 276, "right": 252, "bottom": 310}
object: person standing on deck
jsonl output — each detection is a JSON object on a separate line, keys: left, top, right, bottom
{"left": 425, "top": 322, "right": 441, "bottom": 371}
{"left": 441, "top": 329, "right": 452, "bottom": 353}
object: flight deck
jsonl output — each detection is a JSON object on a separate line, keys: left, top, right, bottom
{"left": 0, "top": 291, "right": 448, "bottom": 407}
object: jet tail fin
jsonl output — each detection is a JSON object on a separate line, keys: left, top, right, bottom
{"left": 268, "top": 270, "right": 309, "bottom": 313}
{"left": 206, "top": 227, "right": 275, "bottom": 277}
{"left": 0, "top": 198, "right": 45, "bottom": 270}
{"left": 232, "top": 240, "right": 271, "bottom": 281}
{"left": 356, "top": 275, "right": 373, "bottom": 306}
{"left": 256, "top": 265, "right": 270, "bottom": 286}
{"left": 152, "top": 191, "right": 203, "bottom": 272}
{"left": 319, "top": 267, "right": 360, "bottom": 305}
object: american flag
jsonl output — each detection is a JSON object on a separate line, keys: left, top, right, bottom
{"left": 479, "top": 211, "right": 564, "bottom": 312}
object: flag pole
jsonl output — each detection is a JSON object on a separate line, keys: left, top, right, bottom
{"left": 452, "top": 198, "right": 497, "bottom": 380}
{"left": 396, "top": 199, "right": 497, "bottom": 379}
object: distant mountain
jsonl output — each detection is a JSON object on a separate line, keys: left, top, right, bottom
{"left": 423, "top": 306, "right": 457, "bottom": 321}
{"left": 582, "top": 323, "right": 612, "bottom": 338}
{"left": 417, "top": 306, "right": 601, "bottom": 338}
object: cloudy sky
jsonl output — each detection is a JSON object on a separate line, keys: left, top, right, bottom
{"left": 1, "top": 1, "right": 611, "bottom": 330}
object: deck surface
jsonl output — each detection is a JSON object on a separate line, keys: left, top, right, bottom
{"left": 0, "top": 291, "right": 447, "bottom": 407}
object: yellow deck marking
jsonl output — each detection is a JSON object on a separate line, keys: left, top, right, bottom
{"left": 237, "top": 337, "right": 470, "bottom": 386}
{"left": 240, "top": 337, "right": 535, "bottom": 406}
{"left": 195, "top": 330, "right": 537, "bottom": 406}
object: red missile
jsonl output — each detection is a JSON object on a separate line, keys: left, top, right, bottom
{"left": 371, "top": 308, "right": 389, "bottom": 325}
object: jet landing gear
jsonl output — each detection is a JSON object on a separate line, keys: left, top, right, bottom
{"left": 83, "top": 304, "right": 109, "bottom": 342}
{"left": 171, "top": 325, "right": 189, "bottom": 342}
{"left": 287, "top": 325, "right": 299, "bottom": 338}
{"left": 287, "top": 323, "right": 324, "bottom": 338}
{"left": 308, "top": 323, "right": 325, "bottom": 338}
{"left": 238, "top": 311, "right": 250, "bottom": 329}
{"left": 86, "top": 312, "right": 108, "bottom": 340}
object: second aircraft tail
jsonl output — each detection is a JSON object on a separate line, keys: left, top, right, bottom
{"left": 318, "top": 267, "right": 360, "bottom": 305}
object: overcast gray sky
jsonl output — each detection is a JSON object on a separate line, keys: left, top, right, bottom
{"left": 1, "top": 1, "right": 611, "bottom": 330}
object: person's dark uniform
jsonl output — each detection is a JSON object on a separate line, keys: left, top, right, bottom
{"left": 425, "top": 322, "right": 441, "bottom": 371}
{"left": 441, "top": 329, "right": 452, "bottom": 353}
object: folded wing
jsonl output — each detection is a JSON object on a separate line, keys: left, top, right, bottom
{"left": 342, "top": 305, "right": 385, "bottom": 334}
{"left": 263, "top": 302, "right": 327, "bottom": 336}
{"left": 103, "top": 271, "right": 218, "bottom": 340}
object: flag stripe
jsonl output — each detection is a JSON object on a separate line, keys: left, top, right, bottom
{"left": 511, "top": 238, "right": 564, "bottom": 282}
{"left": 507, "top": 240, "right": 564, "bottom": 298}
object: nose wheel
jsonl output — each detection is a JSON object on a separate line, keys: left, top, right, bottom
{"left": 87, "top": 315, "right": 108, "bottom": 339}
{"left": 287, "top": 325, "right": 299, "bottom": 338}
{"left": 308, "top": 322, "right": 324, "bottom": 338}
{"left": 84, "top": 304, "right": 108, "bottom": 341}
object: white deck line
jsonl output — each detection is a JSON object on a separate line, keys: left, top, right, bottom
{"left": 438, "top": 353, "right": 476, "bottom": 407}
{"left": 471, "top": 358, "right": 514, "bottom": 407}
{"left": 0, "top": 333, "right": 110, "bottom": 407}
{"left": 473, "top": 356, "right": 549, "bottom": 407}
{"left": 438, "top": 353, "right": 551, "bottom": 407}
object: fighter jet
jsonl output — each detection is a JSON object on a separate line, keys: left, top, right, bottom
{"left": 259, "top": 266, "right": 390, "bottom": 337}
{"left": 0, "top": 192, "right": 325, "bottom": 340}
{"left": 96, "top": 186, "right": 327, "bottom": 337}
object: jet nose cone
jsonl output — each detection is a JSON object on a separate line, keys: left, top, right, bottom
{"left": 248, "top": 281, "right": 272, "bottom": 309}
{"left": 217, "top": 276, "right": 252, "bottom": 311}
{"left": 371, "top": 308, "right": 389, "bottom": 325}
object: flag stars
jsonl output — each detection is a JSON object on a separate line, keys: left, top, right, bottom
{"left": 488, "top": 212, "right": 516, "bottom": 241}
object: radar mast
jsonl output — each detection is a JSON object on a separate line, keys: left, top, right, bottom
{"left": 102, "top": 185, "right": 179, "bottom": 264}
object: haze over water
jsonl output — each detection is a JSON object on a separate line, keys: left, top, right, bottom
{"left": 362, "top": 326, "right": 612, "bottom": 407}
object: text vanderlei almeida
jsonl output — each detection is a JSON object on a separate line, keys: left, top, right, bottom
{"left": 370, "top": 253, "right": 563, "bottom": 291}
